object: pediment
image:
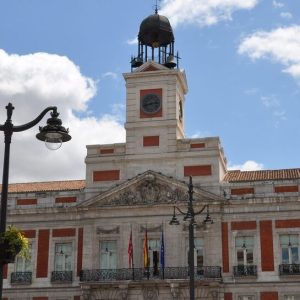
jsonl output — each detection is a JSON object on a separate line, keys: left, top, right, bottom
{"left": 78, "top": 170, "right": 224, "bottom": 208}
{"left": 134, "top": 61, "right": 169, "bottom": 73}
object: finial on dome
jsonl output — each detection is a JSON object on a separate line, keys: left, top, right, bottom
{"left": 154, "top": 0, "right": 159, "bottom": 14}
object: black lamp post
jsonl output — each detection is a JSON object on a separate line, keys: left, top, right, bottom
{"left": 0, "top": 103, "right": 71, "bottom": 300}
{"left": 169, "top": 176, "right": 213, "bottom": 300}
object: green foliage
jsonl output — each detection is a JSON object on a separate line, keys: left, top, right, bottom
{"left": 0, "top": 225, "right": 30, "bottom": 259}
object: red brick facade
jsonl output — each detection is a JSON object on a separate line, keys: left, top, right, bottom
{"left": 77, "top": 228, "right": 83, "bottom": 276}
{"left": 222, "top": 222, "right": 229, "bottom": 272}
{"left": 17, "top": 198, "right": 37, "bottom": 205}
{"left": 36, "top": 229, "right": 50, "bottom": 278}
{"left": 184, "top": 165, "right": 212, "bottom": 177}
{"left": 231, "top": 221, "right": 257, "bottom": 230}
{"left": 260, "top": 292, "right": 278, "bottom": 300}
{"left": 93, "top": 170, "right": 120, "bottom": 181}
{"left": 143, "top": 135, "right": 160, "bottom": 147}
{"left": 275, "top": 219, "right": 300, "bottom": 228}
{"left": 260, "top": 220, "right": 274, "bottom": 271}
{"left": 52, "top": 228, "right": 76, "bottom": 237}
{"left": 230, "top": 187, "right": 254, "bottom": 195}
{"left": 55, "top": 196, "right": 77, "bottom": 203}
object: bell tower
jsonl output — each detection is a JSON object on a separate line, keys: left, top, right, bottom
{"left": 123, "top": 10, "right": 188, "bottom": 155}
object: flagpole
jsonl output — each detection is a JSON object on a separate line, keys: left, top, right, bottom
{"left": 131, "top": 225, "right": 135, "bottom": 280}
{"left": 161, "top": 223, "right": 165, "bottom": 279}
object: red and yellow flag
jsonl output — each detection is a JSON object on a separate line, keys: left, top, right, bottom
{"left": 143, "top": 228, "right": 149, "bottom": 268}
{"left": 128, "top": 230, "right": 133, "bottom": 268}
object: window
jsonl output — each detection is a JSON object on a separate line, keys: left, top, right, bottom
{"left": 186, "top": 237, "right": 204, "bottom": 275}
{"left": 54, "top": 243, "right": 73, "bottom": 271}
{"left": 148, "top": 239, "right": 160, "bottom": 274}
{"left": 238, "top": 296, "right": 255, "bottom": 300}
{"left": 194, "top": 238, "right": 204, "bottom": 268}
{"left": 280, "top": 235, "right": 299, "bottom": 264}
{"left": 16, "top": 244, "right": 32, "bottom": 272}
{"left": 100, "top": 241, "right": 117, "bottom": 269}
{"left": 285, "top": 296, "right": 300, "bottom": 300}
{"left": 235, "top": 236, "right": 254, "bottom": 266}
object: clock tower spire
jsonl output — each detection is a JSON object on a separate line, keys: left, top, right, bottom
{"left": 124, "top": 9, "right": 188, "bottom": 156}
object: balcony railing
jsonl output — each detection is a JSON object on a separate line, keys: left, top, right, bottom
{"left": 279, "top": 264, "right": 300, "bottom": 275}
{"left": 51, "top": 271, "right": 73, "bottom": 283}
{"left": 80, "top": 266, "right": 221, "bottom": 282}
{"left": 11, "top": 272, "right": 32, "bottom": 284}
{"left": 233, "top": 265, "right": 257, "bottom": 277}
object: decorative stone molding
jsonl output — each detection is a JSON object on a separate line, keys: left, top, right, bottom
{"left": 142, "top": 286, "right": 159, "bottom": 300}
{"left": 140, "top": 224, "right": 162, "bottom": 233}
{"left": 96, "top": 226, "right": 120, "bottom": 235}
{"left": 100, "top": 177, "right": 188, "bottom": 207}
{"left": 170, "top": 283, "right": 180, "bottom": 300}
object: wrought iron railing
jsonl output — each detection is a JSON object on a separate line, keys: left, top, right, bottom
{"left": 11, "top": 272, "right": 32, "bottom": 284}
{"left": 51, "top": 270, "right": 73, "bottom": 282}
{"left": 279, "top": 264, "right": 300, "bottom": 275}
{"left": 233, "top": 265, "right": 257, "bottom": 277}
{"left": 80, "top": 266, "right": 222, "bottom": 282}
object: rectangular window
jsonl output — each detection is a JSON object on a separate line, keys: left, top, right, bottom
{"left": 238, "top": 296, "right": 255, "bottom": 300}
{"left": 100, "top": 241, "right": 117, "bottom": 269}
{"left": 285, "top": 296, "right": 300, "bottom": 300}
{"left": 148, "top": 238, "right": 160, "bottom": 275}
{"left": 280, "top": 235, "right": 299, "bottom": 264}
{"left": 54, "top": 243, "right": 73, "bottom": 271}
{"left": 186, "top": 238, "right": 204, "bottom": 270}
{"left": 235, "top": 236, "right": 254, "bottom": 265}
{"left": 16, "top": 244, "right": 32, "bottom": 272}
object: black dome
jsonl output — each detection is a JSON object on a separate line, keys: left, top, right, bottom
{"left": 138, "top": 13, "right": 174, "bottom": 48}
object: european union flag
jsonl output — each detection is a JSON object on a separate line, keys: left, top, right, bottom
{"left": 160, "top": 230, "right": 165, "bottom": 268}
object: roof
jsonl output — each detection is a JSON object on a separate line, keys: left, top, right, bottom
{"left": 138, "top": 13, "right": 174, "bottom": 47}
{"left": 224, "top": 169, "right": 300, "bottom": 183}
{"left": 2, "top": 180, "right": 85, "bottom": 193}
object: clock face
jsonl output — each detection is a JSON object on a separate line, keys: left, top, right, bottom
{"left": 141, "top": 93, "right": 162, "bottom": 114}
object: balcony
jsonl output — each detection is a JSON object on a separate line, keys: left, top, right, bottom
{"left": 11, "top": 272, "right": 32, "bottom": 284}
{"left": 80, "top": 266, "right": 222, "bottom": 282}
{"left": 233, "top": 265, "right": 257, "bottom": 277}
{"left": 51, "top": 271, "right": 73, "bottom": 283}
{"left": 279, "top": 264, "right": 300, "bottom": 275}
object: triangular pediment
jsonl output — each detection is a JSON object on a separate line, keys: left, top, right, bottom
{"left": 78, "top": 170, "right": 224, "bottom": 208}
{"left": 134, "top": 61, "right": 169, "bottom": 73}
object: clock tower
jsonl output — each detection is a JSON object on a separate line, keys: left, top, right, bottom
{"left": 123, "top": 10, "right": 188, "bottom": 156}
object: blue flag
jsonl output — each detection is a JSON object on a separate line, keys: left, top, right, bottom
{"left": 160, "top": 230, "right": 165, "bottom": 268}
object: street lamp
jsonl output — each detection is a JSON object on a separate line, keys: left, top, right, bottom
{"left": 0, "top": 103, "right": 71, "bottom": 300}
{"left": 169, "top": 176, "right": 213, "bottom": 300}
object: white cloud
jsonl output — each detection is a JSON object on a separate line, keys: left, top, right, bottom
{"left": 0, "top": 50, "right": 125, "bottom": 183}
{"left": 102, "top": 72, "right": 118, "bottom": 80}
{"left": 126, "top": 37, "right": 138, "bottom": 45}
{"left": 280, "top": 12, "right": 292, "bottom": 20}
{"left": 191, "top": 130, "right": 212, "bottom": 138}
{"left": 260, "top": 95, "right": 279, "bottom": 108}
{"left": 160, "top": 0, "right": 258, "bottom": 28}
{"left": 238, "top": 26, "right": 300, "bottom": 82}
{"left": 228, "top": 160, "right": 264, "bottom": 171}
{"left": 272, "top": 0, "right": 284, "bottom": 8}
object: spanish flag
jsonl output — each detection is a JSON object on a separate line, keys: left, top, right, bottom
{"left": 143, "top": 228, "right": 149, "bottom": 268}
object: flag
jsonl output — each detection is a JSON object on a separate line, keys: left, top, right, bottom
{"left": 143, "top": 228, "right": 149, "bottom": 268}
{"left": 128, "top": 229, "right": 133, "bottom": 268}
{"left": 160, "top": 229, "right": 165, "bottom": 268}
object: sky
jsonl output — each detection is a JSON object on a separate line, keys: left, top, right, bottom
{"left": 0, "top": 0, "right": 299, "bottom": 183}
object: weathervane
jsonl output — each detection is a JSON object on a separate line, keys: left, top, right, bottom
{"left": 153, "top": 0, "right": 161, "bottom": 14}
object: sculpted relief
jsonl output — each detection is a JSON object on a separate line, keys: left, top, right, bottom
{"left": 101, "top": 174, "right": 188, "bottom": 207}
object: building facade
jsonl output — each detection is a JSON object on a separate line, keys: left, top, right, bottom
{"left": 1, "top": 10, "right": 300, "bottom": 300}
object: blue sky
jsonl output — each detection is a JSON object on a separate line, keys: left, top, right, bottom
{"left": 0, "top": 0, "right": 299, "bottom": 182}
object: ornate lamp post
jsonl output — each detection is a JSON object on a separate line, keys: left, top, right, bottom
{"left": 0, "top": 103, "right": 71, "bottom": 300}
{"left": 169, "top": 176, "right": 213, "bottom": 300}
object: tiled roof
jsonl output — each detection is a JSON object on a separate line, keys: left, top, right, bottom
{"left": 1, "top": 180, "right": 86, "bottom": 193}
{"left": 224, "top": 169, "right": 300, "bottom": 182}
